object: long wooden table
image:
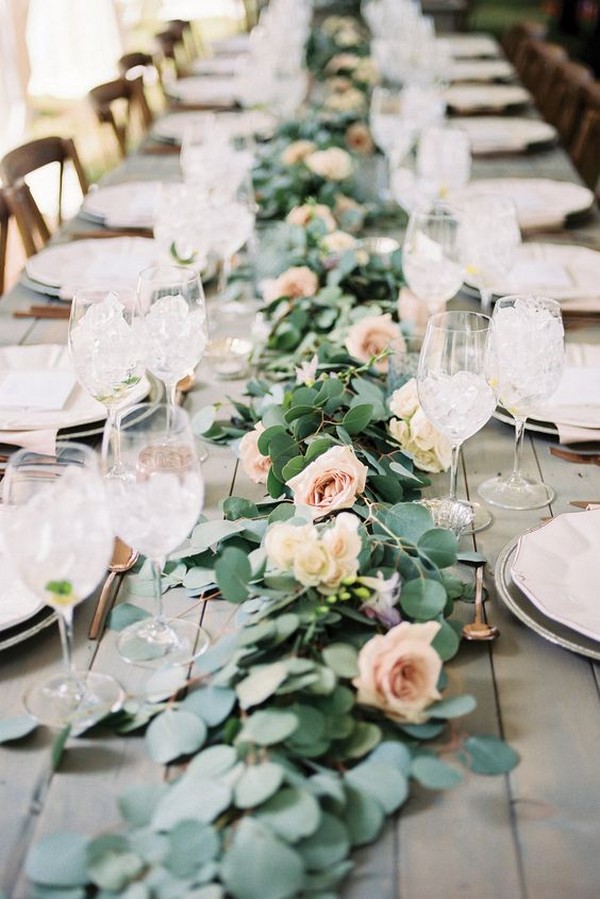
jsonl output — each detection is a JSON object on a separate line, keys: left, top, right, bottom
{"left": 2, "top": 67, "right": 600, "bottom": 899}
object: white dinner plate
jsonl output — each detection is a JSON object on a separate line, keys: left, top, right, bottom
{"left": 495, "top": 535, "right": 600, "bottom": 660}
{"left": 151, "top": 109, "right": 276, "bottom": 145}
{"left": 191, "top": 56, "right": 243, "bottom": 76}
{"left": 511, "top": 509, "right": 600, "bottom": 643}
{"left": 451, "top": 117, "right": 557, "bottom": 154}
{"left": 24, "top": 237, "right": 159, "bottom": 300}
{"left": 452, "top": 179, "right": 595, "bottom": 231}
{"left": 0, "top": 344, "right": 150, "bottom": 431}
{"left": 448, "top": 60, "right": 515, "bottom": 83}
{"left": 166, "top": 76, "right": 240, "bottom": 107}
{"left": 81, "top": 182, "right": 162, "bottom": 228}
{"left": 444, "top": 84, "right": 532, "bottom": 113}
{"left": 442, "top": 34, "right": 501, "bottom": 59}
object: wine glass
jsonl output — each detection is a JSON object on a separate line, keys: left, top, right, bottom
{"left": 479, "top": 295, "right": 565, "bottom": 510}
{"left": 137, "top": 264, "right": 208, "bottom": 409}
{"left": 369, "top": 86, "right": 415, "bottom": 201}
{"left": 416, "top": 125, "right": 471, "bottom": 201}
{"left": 417, "top": 311, "right": 498, "bottom": 534}
{"left": 457, "top": 194, "right": 521, "bottom": 314}
{"left": 68, "top": 286, "right": 145, "bottom": 466}
{"left": 2, "top": 443, "right": 123, "bottom": 729}
{"left": 104, "top": 403, "right": 210, "bottom": 666}
{"left": 402, "top": 208, "right": 465, "bottom": 317}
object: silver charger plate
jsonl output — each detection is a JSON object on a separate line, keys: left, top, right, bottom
{"left": 495, "top": 536, "right": 600, "bottom": 661}
{"left": 0, "top": 605, "right": 57, "bottom": 651}
{"left": 492, "top": 407, "right": 558, "bottom": 437}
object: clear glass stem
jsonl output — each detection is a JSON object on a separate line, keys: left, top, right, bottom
{"left": 101, "top": 405, "right": 119, "bottom": 464}
{"left": 512, "top": 416, "right": 527, "bottom": 480}
{"left": 166, "top": 381, "right": 178, "bottom": 408}
{"left": 480, "top": 288, "right": 493, "bottom": 315}
{"left": 448, "top": 442, "right": 462, "bottom": 502}
{"left": 218, "top": 255, "right": 232, "bottom": 296}
{"left": 151, "top": 557, "right": 167, "bottom": 626}
{"left": 58, "top": 608, "right": 85, "bottom": 697}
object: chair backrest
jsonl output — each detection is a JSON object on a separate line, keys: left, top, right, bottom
{"left": 517, "top": 39, "right": 567, "bottom": 92}
{"left": 0, "top": 136, "right": 89, "bottom": 255}
{"left": 570, "top": 81, "right": 600, "bottom": 190}
{"left": 550, "top": 61, "right": 595, "bottom": 146}
{"left": 118, "top": 51, "right": 166, "bottom": 111}
{"left": 154, "top": 29, "right": 189, "bottom": 80}
{"left": 88, "top": 75, "right": 154, "bottom": 158}
{"left": 502, "top": 20, "right": 547, "bottom": 63}
{"left": 1, "top": 181, "right": 49, "bottom": 258}
{"left": 0, "top": 187, "right": 12, "bottom": 294}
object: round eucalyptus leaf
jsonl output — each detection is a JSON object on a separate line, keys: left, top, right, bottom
{"left": 108, "top": 602, "right": 151, "bottom": 632}
{"left": 368, "top": 741, "right": 412, "bottom": 775}
{"left": 411, "top": 756, "right": 463, "bottom": 790}
{"left": 142, "top": 666, "right": 188, "bottom": 703}
{"left": 429, "top": 694, "right": 476, "bottom": 720}
{"left": 417, "top": 528, "right": 458, "bottom": 568}
{"left": 286, "top": 704, "right": 326, "bottom": 747}
{"left": 308, "top": 772, "right": 346, "bottom": 805}
{"left": 145, "top": 709, "right": 207, "bottom": 764}
{"left": 187, "top": 744, "right": 238, "bottom": 779}
{"left": 215, "top": 547, "right": 251, "bottom": 603}
{"left": 152, "top": 776, "right": 231, "bottom": 831}
{"left": 164, "top": 821, "right": 220, "bottom": 878}
{"left": 221, "top": 818, "right": 305, "bottom": 899}
{"left": 0, "top": 714, "right": 38, "bottom": 744}
{"left": 181, "top": 686, "right": 237, "bottom": 727}
{"left": 184, "top": 887, "right": 225, "bottom": 899}
{"left": 345, "top": 761, "right": 408, "bottom": 813}
{"left": 302, "top": 860, "right": 354, "bottom": 893}
{"left": 236, "top": 662, "right": 289, "bottom": 710}
{"left": 296, "top": 812, "right": 350, "bottom": 871}
{"left": 237, "top": 709, "right": 299, "bottom": 746}
{"left": 464, "top": 735, "right": 520, "bottom": 775}
{"left": 236, "top": 620, "right": 277, "bottom": 647}
{"left": 431, "top": 618, "right": 461, "bottom": 661}
{"left": 234, "top": 762, "right": 285, "bottom": 809}
{"left": 117, "top": 784, "right": 169, "bottom": 828}
{"left": 333, "top": 721, "right": 381, "bottom": 759}
{"left": 400, "top": 578, "right": 447, "bottom": 620}
{"left": 256, "top": 786, "right": 321, "bottom": 843}
{"left": 26, "top": 832, "right": 89, "bottom": 887}
{"left": 315, "top": 686, "right": 354, "bottom": 715}
{"left": 87, "top": 841, "right": 143, "bottom": 892}
{"left": 321, "top": 643, "right": 359, "bottom": 678}
{"left": 343, "top": 785, "right": 385, "bottom": 847}
{"left": 128, "top": 830, "right": 168, "bottom": 866}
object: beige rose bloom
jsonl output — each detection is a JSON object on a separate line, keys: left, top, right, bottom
{"left": 239, "top": 423, "right": 271, "bottom": 484}
{"left": 345, "top": 313, "right": 405, "bottom": 372}
{"left": 388, "top": 417, "right": 410, "bottom": 447}
{"left": 409, "top": 409, "right": 452, "bottom": 472}
{"left": 389, "top": 379, "right": 420, "bottom": 419}
{"left": 286, "top": 203, "right": 337, "bottom": 232}
{"left": 345, "top": 122, "right": 375, "bottom": 156}
{"left": 281, "top": 140, "right": 317, "bottom": 166}
{"left": 328, "top": 76, "right": 353, "bottom": 93}
{"left": 353, "top": 58, "right": 380, "bottom": 85}
{"left": 292, "top": 536, "right": 335, "bottom": 587}
{"left": 353, "top": 621, "right": 442, "bottom": 724}
{"left": 322, "top": 512, "right": 362, "bottom": 564}
{"left": 265, "top": 521, "right": 318, "bottom": 571}
{"left": 305, "top": 147, "right": 354, "bottom": 181}
{"left": 323, "top": 89, "right": 366, "bottom": 113}
{"left": 287, "top": 445, "right": 368, "bottom": 518}
{"left": 326, "top": 52, "right": 360, "bottom": 73}
{"left": 262, "top": 266, "right": 320, "bottom": 303}
{"left": 321, "top": 230, "right": 356, "bottom": 255}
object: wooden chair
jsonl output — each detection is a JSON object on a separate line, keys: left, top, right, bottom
{"left": 549, "top": 61, "right": 595, "bottom": 148}
{"left": 154, "top": 29, "right": 190, "bottom": 80}
{"left": 0, "top": 136, "right": 89, "bottom": 255}
{"left": 522, "top": 41, "right": 569, "bottom": 108}
{"left": 88, "top": 75, "right": 154, "bottom": 158}
{"left": 502, "top": 20, "right": 547, "bottom": 63}
{"left": 118, "top": 51, "right": 166, "bottom": 113}
{"left": 0, "top": 187, "right": 13, "bottom": 294}
{"left": 570, "top": 81, "right": 600, "bottom": 191}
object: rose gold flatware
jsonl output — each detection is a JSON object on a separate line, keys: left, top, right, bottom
{"left": 13, "top": 306, "right": 70, "bottom": 320}
{"left": 550, "top": 447, "right": 600, "bottom": 465}
{"left": 141, "top": 144, "right": 181, "bottom": 156}
{"left": 67, "top": 228, "right": 153, "bottom": 239}
{"left": 570, "top": 500, "right": 600, "bottom": 508}
{"left": 88, "top": 538, "right": 139, "bottom": 640}
{"left": 462, "top": 561, "right": 500, "bottom": 642}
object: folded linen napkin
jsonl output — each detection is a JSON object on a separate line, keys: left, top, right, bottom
{"left": 530, "top": 345, "right": 600, "bottom": 442}
{"left": 0, "top": 428, "right": 57, "bottom": 454}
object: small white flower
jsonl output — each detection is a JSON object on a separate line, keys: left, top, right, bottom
{"left": 358, "top": 572, "right": 401, "bottom": 628}
{"left": 295, "top": 354, "right": 319, "bottom": 386}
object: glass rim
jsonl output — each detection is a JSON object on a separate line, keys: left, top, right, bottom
{"left": 492, "top": 293, "right": 562, "bottom": 314}
{"left": 137, "top": 263, "right": 201, "bottom": 283}
{"left": 425, "top": 310, "right": 492, "bottom": 331}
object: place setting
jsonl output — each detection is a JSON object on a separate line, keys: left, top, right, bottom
{"left": 450, "top": 116, "right": 558, "bottom": 155}
{"left": 444, "top": 83, "right": 532, "bottom": 114}
{"left": 447, "top": 58, "right": 516, "bottom": 84}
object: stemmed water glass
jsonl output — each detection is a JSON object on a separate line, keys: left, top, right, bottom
{"left": 416, "top": 125, "right": 471, "bottom": 202}
{"left": 104, "top": 403, "right": 210, "bottom": 666}
{"left": 137, "top": 264, "right": 208, "bottom": 409}
{"left": 2, "top": 443, "right": 123, "bottom": 729}
{"left": 68, "top": 286, "right": 145, "bottom": 465}
{"left": 402, "top": 208, "right": 465, "bottom": 317}
{"left": 369, "top": 86, "right": 415, "bottom": 201}
{"left": 417, "top": 311, "right": 498, "bottom": 534}
{"left": 457, "top": 194, "right": 521, "bottom": 314}
{"left": 479, "top": 295, "right": 565, "bottom": 510}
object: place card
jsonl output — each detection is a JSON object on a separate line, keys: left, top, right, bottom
{"left": 0, "top": 371, "right": 77, "bottom": 410}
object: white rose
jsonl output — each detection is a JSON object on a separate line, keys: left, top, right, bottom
{"left": 292, "top": 535, "right": 335, "bottom": 587}
{"left": 388, "top": 417, "right": 410, "bottom": 446}
{"left": 321, "top": 230, "right": 356, "bottom": 255}
{"left": 239, "top": 423, "right": 271, "bottom": 484}
{"left": 345, "top": 313, "right": 404, "bottom": 372}
{"left": 265, "top": 521, "right": 318, "bottom": 571}
{"left": 305, "top": 147, "right": 354, "bottom": 182}
{"left": 321, "top": 511, "right": 362, "bottom": 564}
{"left": 286, "top": 445, "right": 368, "bottom": 518}
{"left": 389, "top": 378, "right": 420, "bottom": 419}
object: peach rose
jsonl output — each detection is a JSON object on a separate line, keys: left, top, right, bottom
{"left": 321, "top": 230, "right": 356, "bottom": 255}
{"left": 328, "top": 76, "right": 353, "bottom": 93}
{"left": 286, "top": 445, "right": 368, "bottom": 518}
{"left": 345, "top": 122, "right": 375, "bottom": 156}
{"left": 239, "top": 423, "right": 271, "bottom": 484}
{"left": 281, "top": 140, "right": 317, "bottom": 166}
{"left": 265, "top": 521, "right": 318, "bottom": 571}
{"left": 345, "top": 314, "right": 405, "bottom": 372}
{"left": 398, "top": 287, "right": 446, "bottom": 337}
{"left": 323, "top": 89, "right": 366, "bottom": 113}
{"left": 286, "top": 203, "right": 337, "bottom": 232}
{"left": 326, "top": 52, "right": 360, "bottom": 73}
{"left": 262, "top": 266, "right": 320, "bottom": 303}
{"left": 353, "top": 621, "right": 442, "bottom": 723}
{"left": 304, "top": 147, "right": 354, "bottom": 181}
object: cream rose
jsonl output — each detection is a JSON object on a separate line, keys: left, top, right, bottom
{"left": 354, "top": 58, "right": 380, "bottom": 85}
{"left": 353, "top": 621, "right": 442, "bottom": 724}
{"left": 345, "top": 122, "right": 375, "bottom": 156}
{"left": 305, "top": 147, "right": 354, "bottom": 182}
{"left": 322, "top": 512, "right": 362, "bottom": 564}
{"left": 292, "top": 536, "right": 335, "bottom": 588}
{"left": 321, "top": 230, "right": 356, "bottom": 255}
{"left": 323, "top": 89, "right": 366, "bottom": 113}
{"left": 281, "top": 140, "right": 317, "bottom": 166}
{"left": 287, "top": 445, "right": 368, "bottom": 518}
{"left": 286, "top": 203, "right": 337, "bottom": 232}
{"left": 408, "top": 410, "right": 452, "bottom": 473}
{"left": 326, "top": 52, "right": 360, "bottom": 73}
{"left": 388, "top": 418, "right": 410, "bottom": 447}
{"left": 389, "top": 379, "right": 420, "bottom": 419}
{"left": 239, "top": 423, "right": 271, "bottom": 484}
{"left": 264, "top": 521, "right": 318, "bottom": 571}
{"left": 262, "top": 266, "right": 320, "bottom": 303}
{"left": 345, "top": 314, "right": 405, "bottom": 372}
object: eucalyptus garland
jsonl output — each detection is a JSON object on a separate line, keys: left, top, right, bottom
{"left": 0, "top": 7, "right": 522, "bottom": 899}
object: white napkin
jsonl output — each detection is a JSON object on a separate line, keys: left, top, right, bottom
{"left": 0, "top": 428, "right": 57, "bottom": 454}
{"left": 530, "top": 345, "right": 600, "bottom": 442}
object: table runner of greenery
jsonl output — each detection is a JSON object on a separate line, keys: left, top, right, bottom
{"left": 0, "top": 5, "right": 519, "bottom": 898}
